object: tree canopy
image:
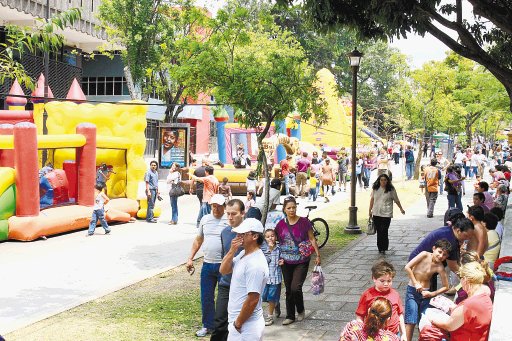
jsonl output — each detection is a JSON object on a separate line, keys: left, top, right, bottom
{"left": 280, "top": 0, "right": 512, "bottom": 112}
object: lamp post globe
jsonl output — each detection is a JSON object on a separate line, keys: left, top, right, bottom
{"left": 345, "top": 49, "right": 363, "bottom": 234}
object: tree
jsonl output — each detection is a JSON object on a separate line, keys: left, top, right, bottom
{"left": 280, "top": 0, "right": 512, "bottom": 112}
{"left": 0, "top": 9, "right": 81, "bottom": 89}
{"left": 187, "top": 2, "right": 327, "bottom": 222}
{"left": 272, "top": 5, "right": 410, "bottom": 128}
{"left": 98, "top": 0, "right": 210, "bottom": 121}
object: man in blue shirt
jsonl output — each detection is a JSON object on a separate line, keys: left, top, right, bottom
{"left": 409, "top": 213, "right": 474, "bottom": 291}
{"left": 210, "top": 199, "right": 245, "bottom": 341}
{"left": 144, "top": 161, "right": 160, "bottom": 223}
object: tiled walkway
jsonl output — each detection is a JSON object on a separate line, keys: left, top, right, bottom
{"left": 264, "top": 189, "right": 470, "bottom": 340}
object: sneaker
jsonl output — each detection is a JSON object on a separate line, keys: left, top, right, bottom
{"left": 146, "top": 219, "right": 157, "bottom": 223}
{"left": 265, "top": 316, "right": 274, "bottom": 326}
{"left": 282, "top": 318, "right": 294, "bottom": 326}
{"left": 195, "top": 327, "right": 212, "bottom": 337}
{"left": 297, "top": 312, "right": 305, "bottom": 321}
{"left": 105, "top": 229, "right": 111, "bottom": 235}
{"left": 324, "top": 197, "right": 330, "bottom": 203}
{"left": 86, "top": 233, "right": 93, "bottom": 237}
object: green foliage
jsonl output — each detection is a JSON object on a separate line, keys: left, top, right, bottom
{"left": 0, "top": 8, "right": 81, "bottom": 89}
{"left": 98, "top": 0, "right": 210, "bottom": 120}
{"left": 279, "top": 0, "right": 512, "bottom": 112}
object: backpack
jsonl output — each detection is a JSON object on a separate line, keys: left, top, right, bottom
{"left": 406, "top": 150, "right": 414, "bottom": 163}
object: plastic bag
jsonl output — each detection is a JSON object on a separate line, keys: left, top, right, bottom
{"left": 367, "top": 217, "right": 376, "bottom": 235}
{"left": 311, "top": 265, "right": 325, "bottom": 295}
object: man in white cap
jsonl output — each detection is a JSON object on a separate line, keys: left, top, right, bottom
{"left": 187, "top": 193, "right": 229, "bottom": 337}
{"left": 220, "top": 218, "right": 269, "bottom": 341}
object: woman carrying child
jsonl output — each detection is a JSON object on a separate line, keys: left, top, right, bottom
{"left": 275, "top": 196, "right": 321, "bottom": 325}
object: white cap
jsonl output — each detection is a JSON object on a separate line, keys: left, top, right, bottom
{"left": 210, "top": 194, "right": 226, "bottom": 205}
{"left": 232, "top": 218, "right": 264, "bottom": 234}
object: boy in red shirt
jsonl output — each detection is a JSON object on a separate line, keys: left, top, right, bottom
{"left": 356, "top": 260, "right": 406, "bottom": 340}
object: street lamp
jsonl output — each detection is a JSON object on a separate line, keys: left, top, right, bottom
{"left": 345, "top": 48, "right": 363, "bottom": 234}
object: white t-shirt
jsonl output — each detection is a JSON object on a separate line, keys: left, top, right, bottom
{"left": 454, "top": 152, "right": 465, "bottom": 164}
{"left": 228, "top": 249, "right": 269, "bottom": 323}
{"left": 93, "top": 192, "right": 105, "bottom": 210}
{"left": 198, "top": 214, "right": 229, "bottom": 263}
{"left": 254, "top": 188, "right": 281, "bottom": 211}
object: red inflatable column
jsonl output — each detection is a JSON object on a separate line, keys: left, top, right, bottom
{"left": 76, "top": 123, "right": 96, "bottom": 206}
{"left": 14, "top": 122, "right": 39, "bottom": 216}
{"left": 0, "top": 124, "right": 14, "bottom": 167}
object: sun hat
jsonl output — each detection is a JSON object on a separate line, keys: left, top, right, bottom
{"left": 210, "top": 194, "right": 226, "bottom": 205}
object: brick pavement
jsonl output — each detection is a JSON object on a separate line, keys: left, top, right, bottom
{"left": 264, "top": 189, "right": 473, "bottom": 341}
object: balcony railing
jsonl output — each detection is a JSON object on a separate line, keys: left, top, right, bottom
{"left": 0, "top": 0, "right": 107, "bottom": 40}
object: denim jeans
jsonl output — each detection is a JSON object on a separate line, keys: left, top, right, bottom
{"left": 197, "top": 201, "right": 211, "bottom": 227}
{"left": 404, "top": 285, "right": 430, "bottom": 324}
{"left": 200, "top": 262, "right": 221, "bottom": 329}
{"left": 405, "top": 162, "right": 414, "bottom": 180}
{"left": 447, "top": 192, "right": 463, "bottom": 210}
{"left": 283, "top": 173, "right": 290, "bottom": 195}
{"left": 439, "top": 173, "right": 445, "bottom": 193}
{"left": 363, "top": 168, "right": 371, "bottom": 188}
{"left": 309, "top": 187, "right": 317, "bottom": 201}
{"left": 146, "top": 189, "right": 157, "bottom": 221}
{"left": 169, "top": 195, "right": 178, "bottom": 223}
{"left": 464, "top": 166, "right": 472, "bottom": 178}
{"left": 195, "top": 191, "right": 203, "bottom": 226}
{"left": 88, "top": 208, "right": 110, "bottom": 235}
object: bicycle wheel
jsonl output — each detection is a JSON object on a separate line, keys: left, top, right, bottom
{"left": 311, "top": 217, "right": 329, "bottom": 249}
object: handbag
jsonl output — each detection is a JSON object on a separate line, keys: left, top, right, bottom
{"left": 285, "top": 218, "right": 314, "bottom": 258}
{"left": 311, "top": 265, "right": 325, "bottom": 295}
{"left": 367, "top": 216, "right": 376, "bottom": 235}
{"left": 169, "top": 174, "right": 185, "bottom": 197}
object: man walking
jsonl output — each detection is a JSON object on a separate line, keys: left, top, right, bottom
{"left": 210, "top": 199, "right": 245, "bottom": 341}
{"left": 296, "top": 152, "right": 311, "bottom": 197}
{"left": 187, "top": 194, "right": 229, "bottom": 337}
{"left": 144, "top": 160, "right": 160, "bottom": 223}
{"left": 192, "top": 159, "right": 209, "bottom": 226}
{"left": 424, "top": 159, "right": 440, "bottom": 218}
{"left": 404, "top": 145, "right": 415, "bottom": 180}
{"left": 220, "top": 218, "right": 269, "bottom": 341}
{"left": 192, "top": 166, "right": 220, "bottom": 226}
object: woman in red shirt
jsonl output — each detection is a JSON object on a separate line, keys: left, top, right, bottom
{"left": 430, "top": 262, "right": 493, "bottom": 341}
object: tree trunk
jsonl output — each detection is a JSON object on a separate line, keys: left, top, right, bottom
{"left": 465, "top": 114, "right": 473, "bottom": 147}
{"left": 123, "top": 65, "right": 148, "bottom": 101}
{"left": 413, "top": 135, "right": 423, "bottom": 180}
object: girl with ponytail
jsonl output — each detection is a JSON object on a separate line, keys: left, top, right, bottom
{"left": 339, "top": 297, "right": 399, "bottom": 341}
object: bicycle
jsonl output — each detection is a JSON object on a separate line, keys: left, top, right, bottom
{"left": 304, "top": 205, "right": 330, "bottom": 249}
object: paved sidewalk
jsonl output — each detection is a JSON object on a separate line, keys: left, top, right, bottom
{"left": 264, "top": 187, "right": 473, "bottom": 340}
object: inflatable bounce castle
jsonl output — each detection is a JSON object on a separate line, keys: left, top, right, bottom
{"left": 0, "top": 76, "right": 147, "bottom": 241}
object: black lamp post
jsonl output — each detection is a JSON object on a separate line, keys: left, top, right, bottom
{"left": 345, "top": 48, "right": 363, "bottom": 234}
{"left": 42, "top": 0, "right": 50, "bottom": 165}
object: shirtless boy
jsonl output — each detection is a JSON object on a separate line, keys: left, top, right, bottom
{"left": 404, "top": 239, "right": 451, "bottom": 341}
{"left": 466, "top": 205, "right": 488, "bottom": 257}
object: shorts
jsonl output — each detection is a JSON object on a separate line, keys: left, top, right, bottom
{"left": 262, "top": 284, "right": 281, "bottom": 303}
{"left": 404, "top": 285, "right": 431, "bottom": 324}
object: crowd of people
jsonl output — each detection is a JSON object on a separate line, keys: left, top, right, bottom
{"left": 132, "top": 137, "right": 509, "bottom": 341}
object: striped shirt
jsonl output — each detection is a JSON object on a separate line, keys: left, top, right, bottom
{"left": 261, "top": 242, "right": 282, "bottom": 285}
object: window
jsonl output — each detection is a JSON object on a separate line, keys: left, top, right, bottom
{"left": 82, "top": 76, "right": 127, "bottom": 96}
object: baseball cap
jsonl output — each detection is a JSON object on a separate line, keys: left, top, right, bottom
{"left": 210, "top": 194, "right": 226, "bottom": 205}
{"left": 232, "top": 218, "right": 264, "bottom": 234}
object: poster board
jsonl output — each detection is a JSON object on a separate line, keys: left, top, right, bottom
{"left": 159, "top": 123, "right": 190, "bottom": 169}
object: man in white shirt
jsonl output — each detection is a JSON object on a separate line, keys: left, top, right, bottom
{"left": 187, "top": 194, "right": 229, "bottom": 337}
{"left": 220, "top": 218, "right": 269, "bottom": 341}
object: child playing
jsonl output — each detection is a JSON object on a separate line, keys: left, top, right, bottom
{"left": 356, "top": 260, "right": 406, "bottom": 339}
{"left": 246, "top": 171, "right": 258, "bottom": 195}
{"left": 218, "top": 177, "right": 232, "bottom": 201}
{"left": 245, "top": 191, "right": 256, "bottom": 214}
{"left": 403, "top": 239, "right": 451, "bottom": 341}
{"left": 87, "top": 183, "right": 111, "bottom": 236}
{"left": 261, "top": 228, "right": 283, "bottom": 326}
